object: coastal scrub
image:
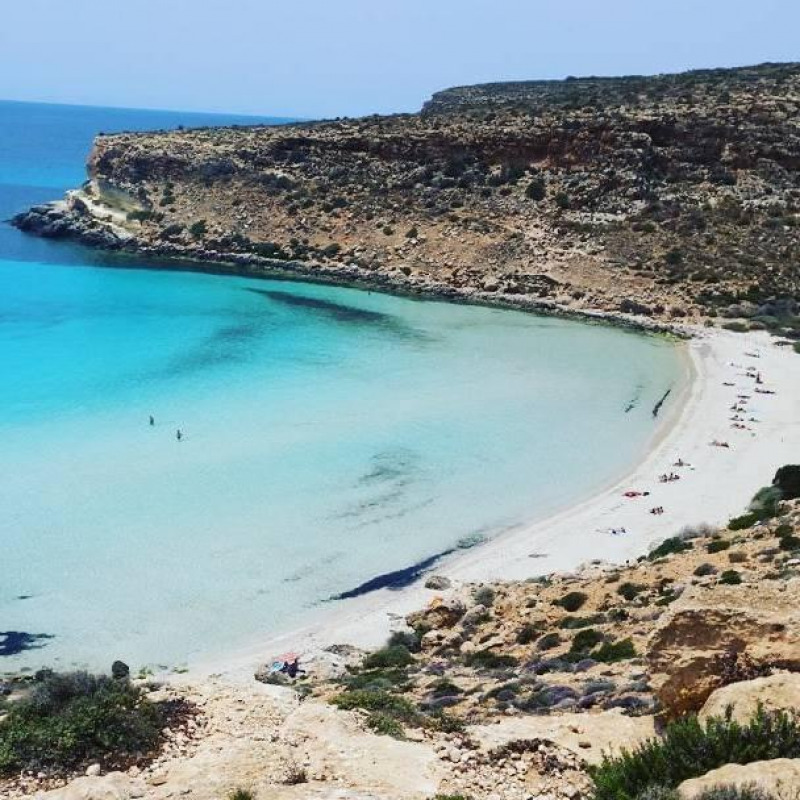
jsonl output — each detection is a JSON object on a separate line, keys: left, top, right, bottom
{"left": 0, "top": 671, "right": 162, "bottom": 775}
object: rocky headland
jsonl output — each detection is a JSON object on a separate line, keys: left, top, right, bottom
{"left": 12, "top": 62, "right": 800, "bottom": 333}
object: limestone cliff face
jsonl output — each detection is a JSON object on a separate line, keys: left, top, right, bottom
{"left": 15, "top": 62, "right": 800, "bottom": 323}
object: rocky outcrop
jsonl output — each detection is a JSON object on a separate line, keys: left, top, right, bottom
{"left": 699, "top": 673, "right": 800, "bottom": 724}
{"left": 406, "top": 597, "right": 466, "bottom": 630}
{"left": 12, "top": 202, "right": 129, "bottom": 249}
{"left": 678, "top": 758, "right": 800, "bottom": 799}
{"left": 647, "top": 581, "right": 800, "bottom": 717}
{"left": 12, "top": 63, "right": 800, "bottom": 328}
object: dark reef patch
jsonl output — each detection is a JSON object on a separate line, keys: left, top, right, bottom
{"left": 247, "top": 288, "right": 428, "bottom": 342}
{"left": 0, "top": 631, "right": 54, "bottom": 657}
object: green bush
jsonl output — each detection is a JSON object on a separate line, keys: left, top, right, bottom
{"left": 693, "top": 563, "right": 717, "bottom": 577}
{"left": 649, "top": 537, "right": 692, "bottom": 560}
{"left": 340, "top": 668, "right": 408, "bottom": 692}
{"left": 516, "top": 622, "right": 542, "bottom": 644}
{"left": 718, "top": 570, "right": 742, "bottom": 585}
{"left": 525, "top": 177, "right": 546, "bottom": 201}
{"left": 362, "top": 644, "right": 414, "bottom": 670}
{"left": 591, "top": 638, "right": 637, "bottom": 663}
{"left": 722, "top": 321, "right": 749, "bottom": 333}
{"left": 617, "top": 582, "right": 645, "bottom": 601}
{"left": 537, "top": 632, "right": 562, "bottom": 651}
{"left": 665, "top": 248, "right": 684, "bottom": 266}
{"left": 559, "top": 613, "right": 606, "bottom": 629}
{"left": 189, "top": 220, "right": 208, "bottom": 237}
{"left": 473, "top": 586, "right": 496, "bottom": 607}
{"left": 554, "top": 191, "right": 570, "bottom": 209}
{"left": 591, "top": 708, "right": 800, "bottom": 799}
{"left": 386, "top": 629, "right": 423, "bottom": 653}
{"left": 707, "top": 539, "right": 732, "bottom": 553}
{"left": 330, "top": 689, "right": 417, "bottom": 721}
{"left": 554, "top": 591, "right": 588, "bottom": 612}
{"left": 229, "top": 790, "right": 255, "bottom": 800}
{"left": 366, "top": 712, "right": 405, "bottom": 737}
{"left": 0, "top": 671, "right": 162, "bottom": 775}
{"left": 780, "top": 534, "right": 800, "bottom": 551}
{"left": 571, "top": 628, "right": 604, "bottom": 653}
{"left": 728, "top": 513, "right": 759, "bottom": 531}
{"left": 464, "top": 651, "right": 518, "bottom": 669}
{"left": 749, "top": 485, "right": 782, "bottom": 520}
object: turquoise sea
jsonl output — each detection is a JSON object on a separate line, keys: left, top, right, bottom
{"left": 0, "top": 101, "right": 686, "bottom": 671}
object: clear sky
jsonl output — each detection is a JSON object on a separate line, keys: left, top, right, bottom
{"left": 1, "top": 0, "right": 797, "bottom": 119}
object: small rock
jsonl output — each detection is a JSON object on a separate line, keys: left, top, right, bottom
{"left": 425, "top": 574, "right": 452, "bottom": 590}
{"left": 86, "top": 763, "right": 101, "bottom": 777}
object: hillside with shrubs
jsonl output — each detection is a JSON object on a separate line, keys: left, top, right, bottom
{"left": 14, "top": 63, "right": 800, "bottom": 335}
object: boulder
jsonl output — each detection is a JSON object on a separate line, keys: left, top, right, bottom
{"left": 111, "top": 660, "right": 130, "bottom": 680}
{"left": 679, "top": 758, "right": 800, "bottom": 799}
{"left": 699, "top": 672, "right": 800, "bottom": 725}
{"left": 406, "top": 596, "right": 466, "bottom": 630}
{"left": 647, "top": 580, "right": 800, "bottom": 716}
{"left": 424, "top": 574, "right": 452, "bottom": 591}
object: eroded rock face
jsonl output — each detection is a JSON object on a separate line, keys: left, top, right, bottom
{"left": 678, "top": 758, "right": 800, "bottom": 799}
{"left": 699, "top": 672, "right": 800, "bottom": 724}
{"left": 647, "top": 580, "right": 800, "bottom": 717}
{"left": 13, "top": 63, "right": 800, "bottom": 325}
{"left": 406, "top": 597, "right": 466, "bottom": 630}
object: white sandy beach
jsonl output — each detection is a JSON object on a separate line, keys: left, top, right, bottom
{"left": 200, "top": 326, "right": 800, "bottom": 681}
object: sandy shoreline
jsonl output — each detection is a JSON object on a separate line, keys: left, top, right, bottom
{"left": 197, "top": 325, "right": 800, "bottom": 682}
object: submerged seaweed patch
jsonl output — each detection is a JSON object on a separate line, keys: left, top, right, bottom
{"left": 334, "top": 448, "right": 423, "bottom": 525}
{"left": 0, "top": 631, "right": 54, "bottom": 657}
{"left": 248, "top": 288, "right": 429, "bottom": 342}
{"left": 155, "top": 317, "right": 267, "bottom": 378}
{"left": 330, "top": 548, "right": 455, "bottom": 600}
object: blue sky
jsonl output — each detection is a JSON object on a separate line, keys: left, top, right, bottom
{"left": 1, "top": 0, "right": 797, "bottom": 118}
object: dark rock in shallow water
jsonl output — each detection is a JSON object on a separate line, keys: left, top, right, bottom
{"left": 111, "top": 660, "right": 130, "bottom": 679}
{"left": 0, "top": 631, "right": 54, "bottom": 657}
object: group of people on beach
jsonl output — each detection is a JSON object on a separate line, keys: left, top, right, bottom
{"left": 149, "top": 415, "right": 184, "bottom": 441}
{"left": 658, "top": 472, "right": 681, "bottom": 483}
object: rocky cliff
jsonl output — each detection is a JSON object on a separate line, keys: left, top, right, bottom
{"left": 13, "top": 62, "right": 800, "bottom": 327}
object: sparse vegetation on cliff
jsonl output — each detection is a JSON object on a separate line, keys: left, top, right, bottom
{"left": 15, "top": 62, "right": 800, "bottom": 328}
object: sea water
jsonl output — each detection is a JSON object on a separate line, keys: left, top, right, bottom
{"left": 0, "top": 101, "right": 686, "bottom": 671}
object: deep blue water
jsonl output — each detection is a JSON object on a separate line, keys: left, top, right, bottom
{"left": 0, "top": 101, "right": 685, "bottom": 671}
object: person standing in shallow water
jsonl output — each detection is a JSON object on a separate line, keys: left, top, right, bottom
{"left": 149, "top": 415, "right": 155, "bottom": 427}
{"left": 176, "top": 429, "right": 183, "bottom": 442}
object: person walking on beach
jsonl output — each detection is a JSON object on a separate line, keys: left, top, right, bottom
{"left": 176, "top": 429, "right": 183, "bottom": 442}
